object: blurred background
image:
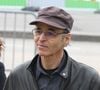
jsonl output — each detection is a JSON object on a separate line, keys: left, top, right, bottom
{"left": 0, "top": 0, "right": 100, "bottom": 76}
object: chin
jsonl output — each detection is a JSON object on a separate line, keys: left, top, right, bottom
{"left": 38, "top": 51, "right": 50, "bottom": 56}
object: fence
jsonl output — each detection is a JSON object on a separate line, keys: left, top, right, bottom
{"left": 0, "top": 10, "right": 37, "bottom": 75}
{"left": 0, "top": 9, "right": 100, "bottom": 76}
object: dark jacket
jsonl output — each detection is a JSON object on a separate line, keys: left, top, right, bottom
{"left": 3, "top": 51, "right": 100, "bottom": 90}
{"left": 0, "top": 62, "right": 6, "bottom": 90}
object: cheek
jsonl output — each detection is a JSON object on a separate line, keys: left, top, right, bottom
{"left": 48, "top": 39, "right": 65, "bottom": 52}
{"left": 34, "top": 37, "right": 38, "bottom": 45}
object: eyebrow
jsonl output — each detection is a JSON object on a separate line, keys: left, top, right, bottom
{"left": 48, "top": 28, "right": 57, "bottom": 32}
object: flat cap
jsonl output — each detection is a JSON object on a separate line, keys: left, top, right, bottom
{"left": 30, "top": 6, "right": 74, "bottom": 32}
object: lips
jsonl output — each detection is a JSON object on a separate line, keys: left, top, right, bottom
{"left": 37, "top": 44, "right": 48, "bottom": 49}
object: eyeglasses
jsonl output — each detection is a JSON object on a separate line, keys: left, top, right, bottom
{"left": 32, "top": 29, "right": 68, "bottom": 38}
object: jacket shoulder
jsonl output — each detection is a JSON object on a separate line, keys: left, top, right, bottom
{"left": 70, "top": 58, "right": 99, "bottom": 75}
{"left": 8, "top": 60, "right": 31, "bottom": 78}
{"left": 14, "top": 61, "right": 31, "bottom": 72}
{"left": 4, "top": 60, "right": 37, "bottom": 90}
{"left": 69, "top": 57, "right": 100, "bottom": 81}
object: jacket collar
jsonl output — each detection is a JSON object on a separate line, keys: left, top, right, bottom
{"left": 27, "top": 50, "right": 72, "bottom": 79}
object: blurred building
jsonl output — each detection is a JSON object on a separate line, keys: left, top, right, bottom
{"left": 27, "top": 0, "right": 64, "bottom": 8}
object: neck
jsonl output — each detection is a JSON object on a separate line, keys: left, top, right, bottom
{"left": 40, "top": 50, "right": 64, "bottom": 70}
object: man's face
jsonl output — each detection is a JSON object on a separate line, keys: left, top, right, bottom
{"left": 33, "top": 22, "right": 71, "bottom": 56}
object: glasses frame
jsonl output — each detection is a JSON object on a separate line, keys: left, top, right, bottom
{"left": 32, "top": 29, "right": 69, "bottom": 38}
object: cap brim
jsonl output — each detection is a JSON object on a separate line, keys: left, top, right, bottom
{"left": 29, "top": 18, "right": 66, "bottom": 29}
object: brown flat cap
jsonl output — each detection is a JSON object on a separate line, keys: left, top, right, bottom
{"left": 30, "top": 6, "right": 74, "bottom": 32}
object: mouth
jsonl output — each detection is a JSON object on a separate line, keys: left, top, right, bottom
{"left": 37, "top": 44, "right": 48, "bottom": 49}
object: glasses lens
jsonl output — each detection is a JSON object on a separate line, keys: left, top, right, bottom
{"left": 32, "top": 29, "right": 41, "bottom": 35}
{"left": 32, "top": 29, "right": 56, "bottom": 37}
{"left": 45, "top": 31, "right": 56, "bottom": 37}
{"left": 32, "top": 29, "right": 67, "bottom": 38}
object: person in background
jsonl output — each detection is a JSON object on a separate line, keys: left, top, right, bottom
{"left": 0, "top": 38, "right": 6, "bottom": 90}
{"left": 3, "top": 6, "right": 100, "bottom": 90}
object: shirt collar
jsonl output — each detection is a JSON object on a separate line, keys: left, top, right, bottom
{"left": 36, "top": 56, "right": 47, "bottom": 79}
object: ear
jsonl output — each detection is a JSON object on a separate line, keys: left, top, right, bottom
{"left": 64, "top": 33, "right": 71, "bottom": 47}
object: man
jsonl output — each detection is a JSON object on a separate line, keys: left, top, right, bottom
{"left": 3, "top": 6, "right": 100, "bottom": 90}
{"left": 0, "top": 38, "right": 6, "bottom": 90}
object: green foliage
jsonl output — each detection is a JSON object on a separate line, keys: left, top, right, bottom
{"left": 64, "top": 0, "right": 99, "bottom": 9}
{"left": 0, "top": 0, "right": 26, "bottom": 6}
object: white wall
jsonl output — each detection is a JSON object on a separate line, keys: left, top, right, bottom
{"left": 27, "top": 0, "right": 64, "bottom": 8}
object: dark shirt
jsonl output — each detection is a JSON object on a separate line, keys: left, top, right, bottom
{"left": 35, "top": 52, "right": 68, "bottom": 90}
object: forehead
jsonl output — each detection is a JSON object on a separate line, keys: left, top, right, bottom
{"left": 35, "top": 22, "right": 64, "bottom": 31}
